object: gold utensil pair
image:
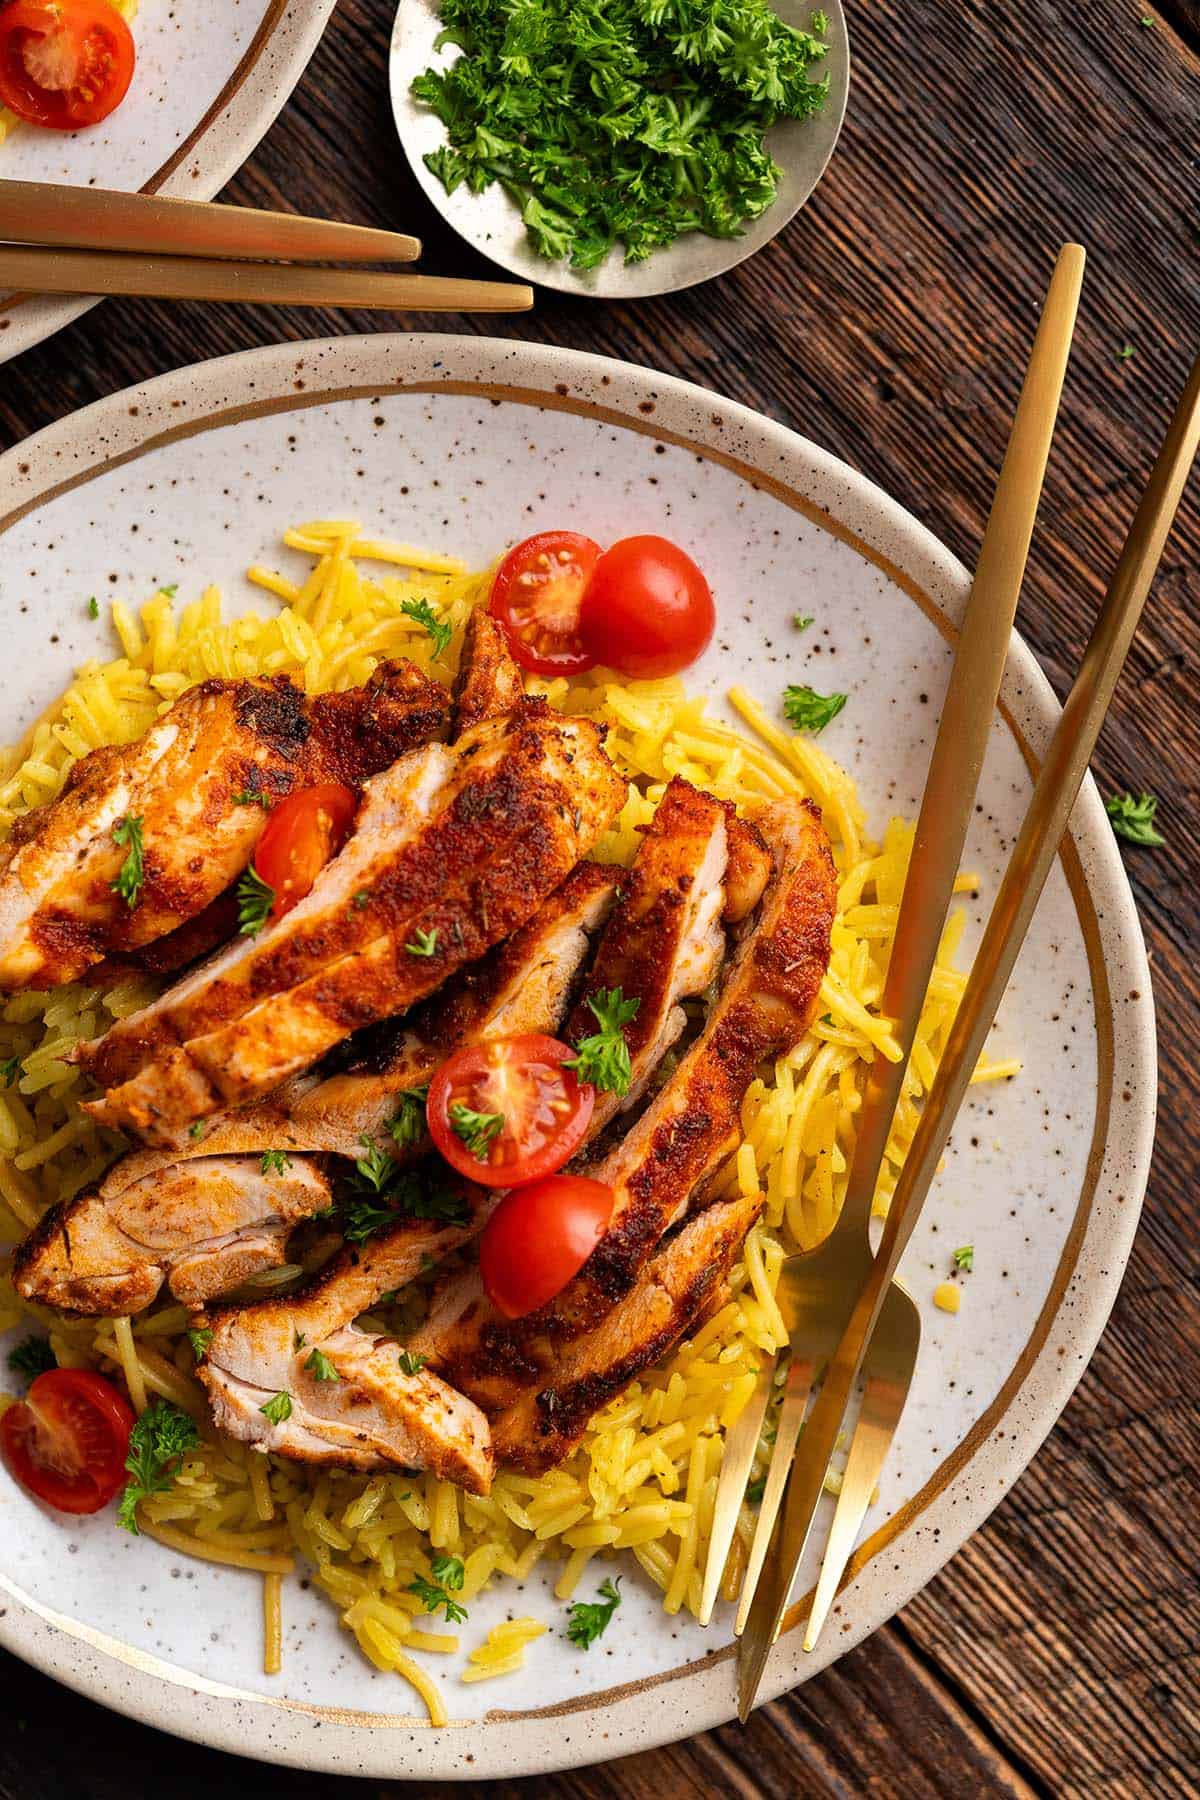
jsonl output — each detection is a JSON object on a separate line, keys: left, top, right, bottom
{"left": 719, "top": 244, "right": 1200, "bottom": 1718}
{"left": 0, "top": 181, "right": 533, "bottom": 311}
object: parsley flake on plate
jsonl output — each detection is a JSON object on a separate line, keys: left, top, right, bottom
{"left": 783, "top": 683, "right": 847, "bottom": 734}
{"left": 1106, "top": 791, "right": 1164, "bottom": 847}
{"left": 236, "top": 864, "right": 276, "bottom": 935}
{"left": 566, "top": 1576, "right": 622, "bottom": 1648}
{"left": 567, "top": 986, "right": 640, "bottom": 1095}
{"left": 87, "top": 595, "right": 100, "bottom": 619}
{"left": 400, "top": 596, "right": 453, "bottom": 659}
{"left": 952, "top": 1245, "right": 974, "bottom": 1273}
{"left": 413, "top": 0, "right": 830, "bottom": 269}
{"left": 117, "top": 1399, "right": 199, "bottom": 1534}
{"left": 110, "top": 815, "right": 145, "bottom": 910}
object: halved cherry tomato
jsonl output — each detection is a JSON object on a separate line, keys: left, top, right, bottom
{"left": 579, "top": 534, "right": 715, "bottom": 678}
{"left": 489, "top": 530, "right": 602, "bottom": 675}
{"left": 1, "top": 1368, "right": 133, "bottom": 1514}
{"left": 426, "top": 1034, "right": 594, "bottom": 1188}
{"left": 480, "top": 1174, "right": 614, "bottom": 1319}
{"left": 252, "top": 783, "right": 357, "bottom": 919}
{"left": 0, "top": 0, "right": 135, "bottom": 130}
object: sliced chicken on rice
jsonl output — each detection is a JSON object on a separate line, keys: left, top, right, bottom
{"left": 0, "top": 662, "right": 450, "bottom": 994}
{"left": 77, "top": 701, "right": 626, "bottom": 1143}
{"left": 410, "top": 795, "right": 836, "bottom": 1411}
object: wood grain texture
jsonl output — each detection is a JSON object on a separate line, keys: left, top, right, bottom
{"left": 0, "top": 0, "right": 1197, "bottom": 1794}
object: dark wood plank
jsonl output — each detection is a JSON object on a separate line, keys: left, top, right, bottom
{"left": 0, "top": 0, "right": 1197, "bottom": 1794}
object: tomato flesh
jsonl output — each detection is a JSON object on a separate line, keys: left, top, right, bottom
{"left": 480, "top": 1174, "right": 614, "bottom": 1319}
{"left": 253, "top": 782, "right": 357, "bottom": 919}
{"left": 580, "top": 534, "right": 715, "bottom": 679}
{"left": 489, "top": 530, "right": 602, "bottom": 675}
{"left": 0, "top": 0, "right": 135, "bottom": 129}
{"left": 1, "top": 1368, "right": 133, "bottom": 1514}
{"left": 426, "top": 1034, "right": 594, "bottom": 1188}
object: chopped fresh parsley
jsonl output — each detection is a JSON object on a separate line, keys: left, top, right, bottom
{"left": 952, "top": 1245, "right": 974, "bottom": 1273}
{"left": 1106, "top": 791, "right": 1164, "bottom": 847}
{"left": 110, "top": 815, "right": 145, "bottom": 910}
{"left": 236, "top": 864, "right": 276, "bottom": 935}
{"left": 233, "top": 788, "right": 272, "bottom": 809}
{"left": 413, "top": 0, "right": 830, "bottom": 270}
{"left": 304, "top": 1348, "right": 340, "bottom": 1382}
{"left": 346, "top": 1139, "right": 469, "bottom": 1234}
{"left": 404, "top": 927, "right": 439, "bottom": 958}
{"left": 188, "top": 1121, "right": 206, "bottom": 1140}
{"left": 294, "top": 1329, "right": 307, "bottom": 1349}
{"left": 0, "top": 1055, "right": 21, "bottom": 1088}
{"left": 388, "top": 1085, "right": 430, "bottom": 1151}
{"left": 159, "top": 583, "right": 179, "bottom": 598}
{"left": 1116, "top": 343, "right": 1136, "bottom": 362}
{"left": 401, "top": 1177, "right": 470, "bottom": 1227}
{"left": 448, "top": 1101, "right": 504, "bottom": 1161}
{"left": 343, "top": 1192, "right": 398, "bottom": 1245}
{"left": 260, "top": 1392, "right": 293, "bottom": 1425}
{"left": 400, "top": 597, "right": 453, "bottom": 659}
{"left": 397, "top": 1349, "right": 427, "bottom": 1376}
{"left": 353, "top": 889, "right": 372, "bottom": 910}
{"left": 260, "top": 1149, "right": 292, "bottom": 1176}
{"left": 407, "top": 1572, "right": 468, "bottom": 1624}
{"left": 87, "top": 595, "right": 100, "bottom": 619}
{"left": 117, "top": 1399, "right": 199, "bottom": 1534}
{"left": 187, "top": 1327, "right": 213, "bottom": 1360}
{"left": 745, "top": 1474, "right": 767, "bottom": 1505}
{"left": 7, "top": 1335, "right": 55, "bottom": 1381}
{"left": 783, "top": 684, "right": 847, "bottom": 734}
{"left": 353, "top": 1138, "right": 397, "bottom": 1194}
{"left": 431, "top": 1553, "right": 465, "bottom": 1591}
{"left": 566, "top": 1576, "right": 622, "bottom": 1649}
{"left": 567, "top": 987, "right": 640, "bottom": 1095}
{"left": 793, "top": 612, "right": 814, "bottom": 631}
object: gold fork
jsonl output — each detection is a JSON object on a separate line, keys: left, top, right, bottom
{"left": 734, "top": 344, "right": 1200, "bottom": 1717}
{"left": 698, "top": 241, "right": 1086, "bottom": 1632}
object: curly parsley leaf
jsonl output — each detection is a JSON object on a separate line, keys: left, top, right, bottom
{"left": 407, "top": 1572, "right": 469, "bottom": 1624}
{"left": 1105, "top": 791, "right": 1164, "bottom": 847}
{"left": 397, "top": 1349, "right": 427, "bottom": 1376}
{"left": 567, "top": 986, "right": 640, "bottom": 1095}
{"left": 236, "top": 864, "right": 276, "bottom": 935}
{"left": 952, "top": 1245, "right": 974, "bottom": 1273}
{"left": 110, "top": 815, "right": 146, "bottom": 910}
{"left": 431, "top": 1553, "right": 465, "bottom": 1591}
{"left": 413, "top": 0, "right": 830, "bottom": 269}
{"left": 404, "top": 927, "right": 440, "bottom": 958}
{"left": 566, "top": 1576, "right": 622, "bottom": 1649}
{"left": 783, "top": 684, "right": 847, "bottom": 735}
{"left": 449, "top": 1101, "right": 504, "bottom": 1161}
{"left": 233, "top": 788, "right": 272, "bottom": 809}
{"left": 304, "top": 1348, "right": 340, "bottom": 1382}
{"left": 260, "top": 1392, "right": 293, "bottom": 1425}
{"left": 388, "top": 1085, "right": 430, "bottom": 1152}
{"left": 260, "top": 1149, "right": 292, "bottom": 1176}
{"left": 187, "top": 1327, "right": 213, "bottom": 1360}
{"left": 7, "top": 1335, "right": 55, "bottom": 1381}
{"left": 117, "top": 1399, "right": 199, "bottom": 1534}
{"left": 400, "top": 597, "right": 453, "bottom": 659}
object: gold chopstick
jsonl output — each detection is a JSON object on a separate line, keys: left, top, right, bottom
{"left": 738, "top": 346, "right": 1200, "bottom": 1716}
{"left": 0, "top": 248, "right": 533, "bottom": 312}
{"left": 736, "top": 242, "right": 1087, "bottom": 1716}
{"left": 0, "top": 182, "right": 421, "bottom": 264}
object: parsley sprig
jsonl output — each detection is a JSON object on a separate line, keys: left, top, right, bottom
{"left": 397, "top": 1348, "right": 428, "bottom": 1376}
{"left": 413, "top": 0, "right": 830, "bottom": 269}
{"left": 407, "top": 1571, "right": 469, "bottom": 1624}
{"left": 566, "top": 1576, "right": 622, "bottom": 1648}
{"left": 567, "top": 987, "right": 640, "bottom": 1095}
{"left": 783, "top": 684, "right": 847, "bottom": 734}
{"left": 117, "top": 1399, "right": 199, "bottom": 1534}
{"left": 400, "top": 597, "right": 453, "bottom": 659}
{"left": 389, "top": 1085, "right": 430, "bottom": 1151}
{"left": 448, "top": 1101, "right": 504, "bottom": 1161}
{"left": 304, "top": 1348, "right": 340, "bottom": 1382}
{"left": 1106, "top": 791, "right": 1164, "bottom": 847}
{"left": 260, "top": 1149, "right": 292, "bottom": 1176}
{"left": 110, "top": 815, "right": 145, "bottom": 910}
{"left": 236, "top": 864, "right": 276, "bottom": 935}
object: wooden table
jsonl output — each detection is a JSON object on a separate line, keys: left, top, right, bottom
{"left": 1, "top": 1, "right": 1196, "bottom": 1794}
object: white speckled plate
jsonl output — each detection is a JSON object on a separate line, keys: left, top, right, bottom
{"left": 0, "top": 335, "right": 1155, "bottom": 1779}
{"left": 389, "top": 0, "right": 850, "bottom": 298}
{"left": 0, "top": 0, "right": 338, "bottom": 366}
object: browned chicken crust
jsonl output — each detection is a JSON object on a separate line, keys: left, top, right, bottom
{"left": 78, "top": 701, "right": 626, "bottom": 1142}
{"left": 0, "top": 662, "right": 450, "bottom": 994}
{"left": 451, "top": 610, "right": 525, "bottom": 735}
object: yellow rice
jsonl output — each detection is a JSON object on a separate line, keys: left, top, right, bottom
{"left": 0, "top": 522, "right": 1016, "bottom": 1720}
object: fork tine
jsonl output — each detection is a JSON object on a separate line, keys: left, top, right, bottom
{"left": 801, "top": 1357, "right": 910, "bottom": 1651}
{"left": 733, "top": 1354, "right": 814, "bottom": 1636}
{"left": 698, "top": 1359, "right": 775, "bottom": 1626}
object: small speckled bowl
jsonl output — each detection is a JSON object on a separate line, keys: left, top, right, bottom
{"left": 0, "top": 335, "right": 1156, "bottom": 1780}
{"left": 0, "top": 0, "right": 339, "bottom": 366}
